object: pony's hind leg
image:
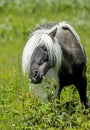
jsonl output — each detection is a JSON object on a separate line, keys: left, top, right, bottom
{"left": 74, "top": 75, "right": 90, "bottom": 108}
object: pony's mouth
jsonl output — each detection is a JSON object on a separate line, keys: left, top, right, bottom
{"left": 30, "top": 77, "right": 43, "bottom": 84}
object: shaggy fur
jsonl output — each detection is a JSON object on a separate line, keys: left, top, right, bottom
{"left": 22, "top": 21, "right": 90, "bottom": 108}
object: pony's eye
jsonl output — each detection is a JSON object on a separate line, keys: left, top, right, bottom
{"left": 39, "top": 60, "right": 44, "bottom": 65}
{"left": 39, "top": 56, "right": 48, "bottom": 65}
{"left": 38, "top": 54, "right": 48, "bottom": 65}
{"left": 43, "top": 52, "right": 48, "bottom": 62}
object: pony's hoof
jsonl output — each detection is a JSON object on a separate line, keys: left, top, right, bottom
{"left": 83, "top": 102, "right": 90, "bottom": 109}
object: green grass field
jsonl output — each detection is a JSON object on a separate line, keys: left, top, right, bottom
{"left": 0, "top": 0, "right": 90, "bottom": 129}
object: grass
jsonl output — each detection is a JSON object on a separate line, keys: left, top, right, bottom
{"left": 0, "top": 0, "right": 90, "bottom": 129}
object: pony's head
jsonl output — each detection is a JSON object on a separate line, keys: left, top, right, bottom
{"left": 22, "top": 26, "right": 62, "bottom": 84}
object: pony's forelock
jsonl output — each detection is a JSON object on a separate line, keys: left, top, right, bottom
{"left": 22, "top": 33, "right": 42, "bottom": 74}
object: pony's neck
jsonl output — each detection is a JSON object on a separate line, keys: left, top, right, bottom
{"left": 51, "top": 38, "right": 62, "bottom": 72}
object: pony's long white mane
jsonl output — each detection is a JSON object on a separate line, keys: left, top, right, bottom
{"left": 22, "top": 21, "right": 81, "bottom": 74}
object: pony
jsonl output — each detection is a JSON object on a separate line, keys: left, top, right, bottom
{"left": 22, "top": 21, "right": 90, "bottom": 108}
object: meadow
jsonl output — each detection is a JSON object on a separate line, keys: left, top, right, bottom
{"left": 0, "top": 0, "right": 90, "bottom": 129}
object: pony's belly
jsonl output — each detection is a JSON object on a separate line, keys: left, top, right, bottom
{"left": 30, "top": 68, "right": 59, "bottom": 102}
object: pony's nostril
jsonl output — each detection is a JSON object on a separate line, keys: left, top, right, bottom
{"left": 33, "top": 71, "right": 38, "bottom": 78}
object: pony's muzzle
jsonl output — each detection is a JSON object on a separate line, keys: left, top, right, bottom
{"left": 29, "top": 70, "right": 43, "bottom": 84}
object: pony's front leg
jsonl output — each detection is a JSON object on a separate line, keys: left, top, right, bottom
{"left": 58, "top": 85, "right": 63, "bottom": 99}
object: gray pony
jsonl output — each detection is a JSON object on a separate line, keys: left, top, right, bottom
{"left": 22, "top": 21, "right": 89, "bottom": 108}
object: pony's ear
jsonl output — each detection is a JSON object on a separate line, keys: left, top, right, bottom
{"left": 49, "top": 27, "right": 57, "bottom": 38}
